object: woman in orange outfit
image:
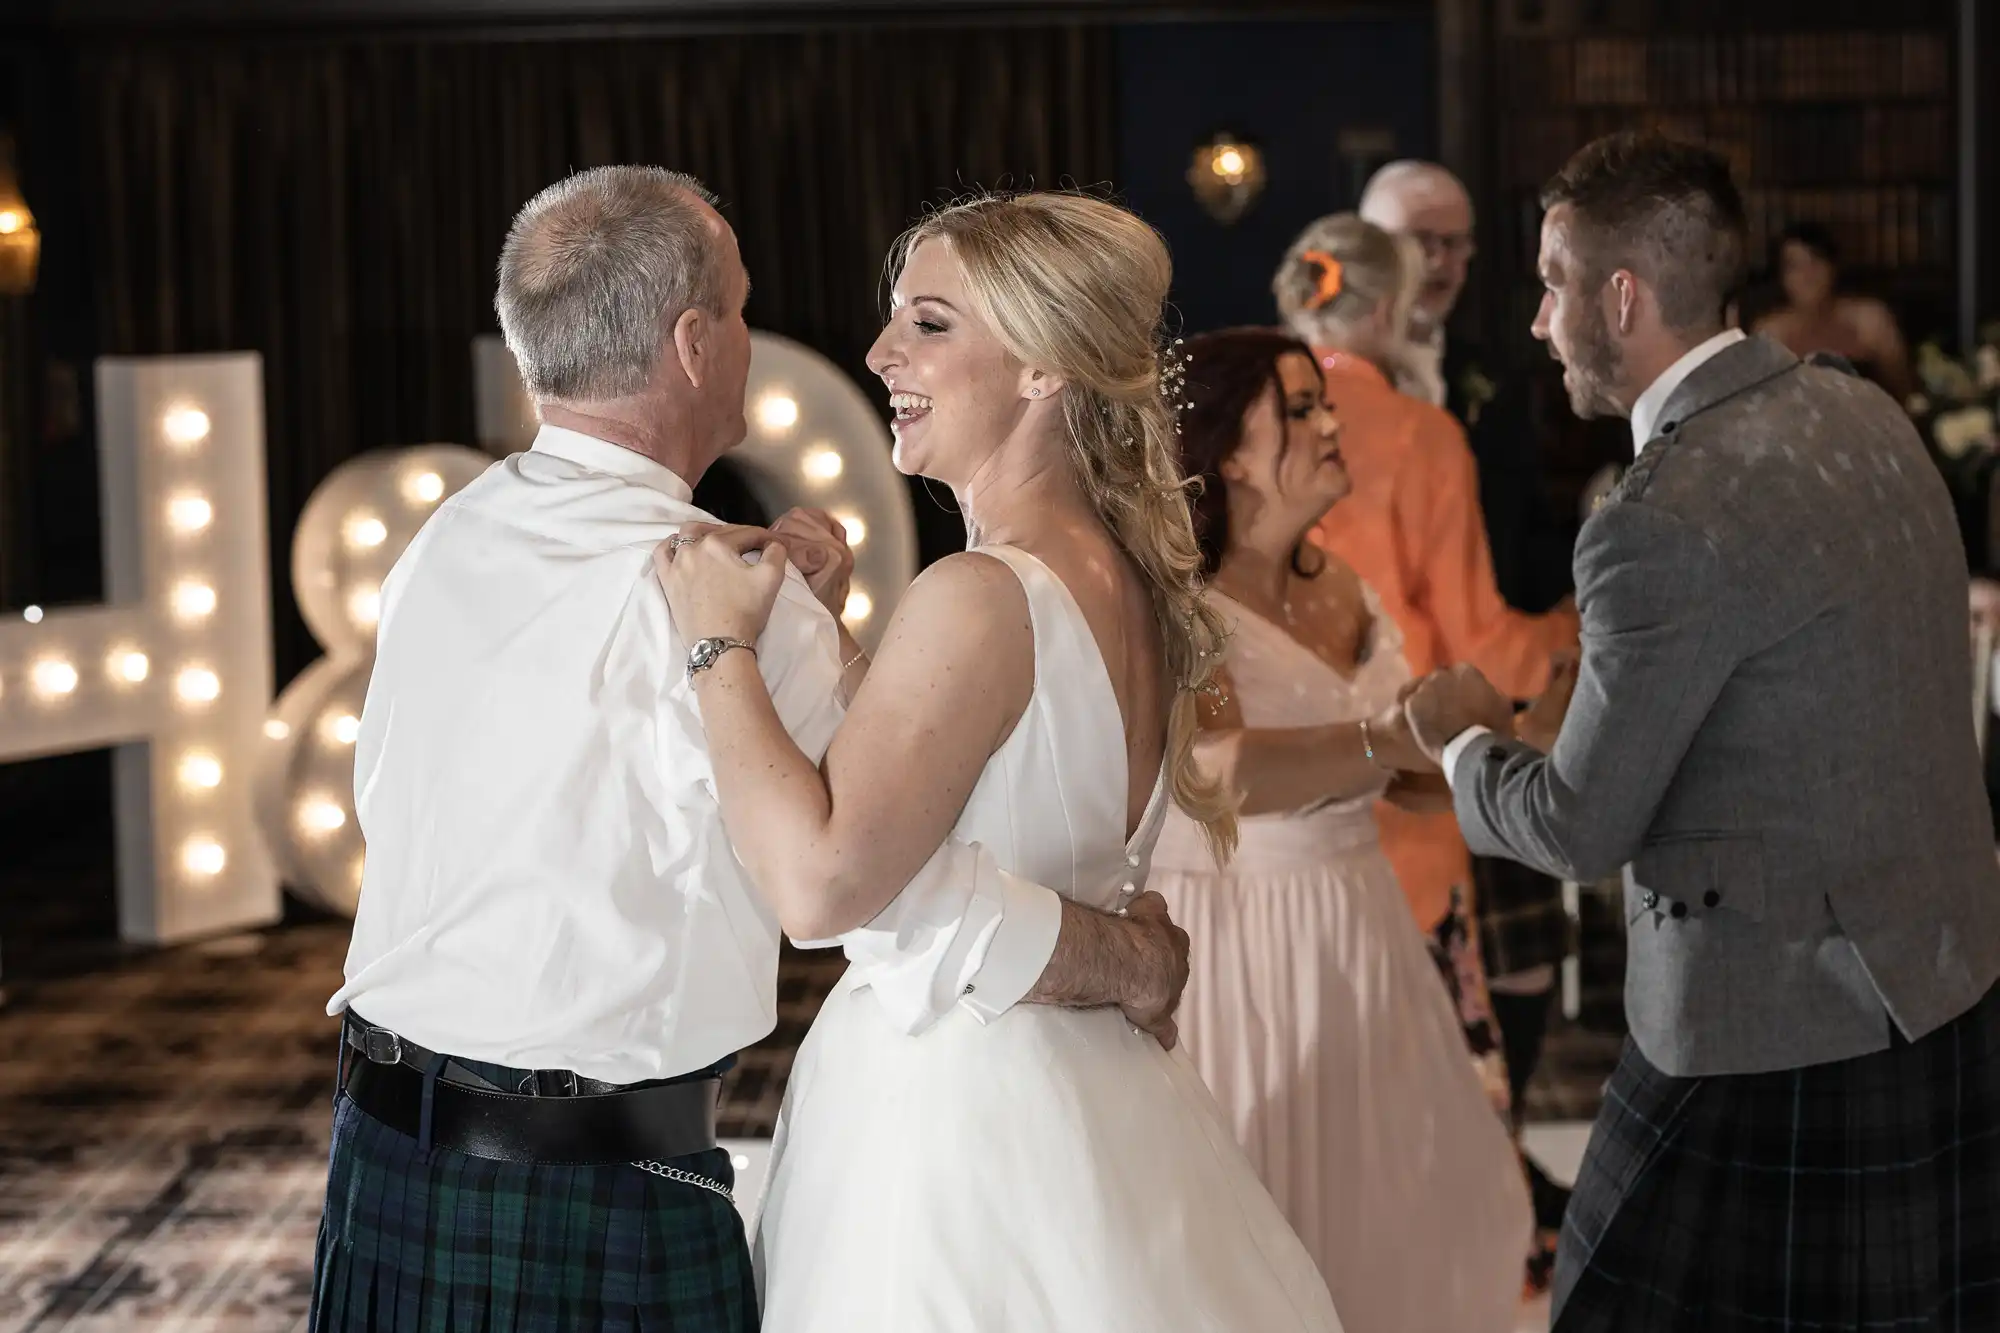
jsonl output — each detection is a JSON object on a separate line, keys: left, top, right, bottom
{"left": 1275, "top": 212, "right": 1580, "bottom": 1291}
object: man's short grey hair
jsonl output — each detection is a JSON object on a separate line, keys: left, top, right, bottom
{"left": 496, "top": 166, "right": 726, "bottom": 402}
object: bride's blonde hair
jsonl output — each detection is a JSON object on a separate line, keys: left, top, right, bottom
{"left": 888, "top": 191, "right": 1238, "bottom": 861}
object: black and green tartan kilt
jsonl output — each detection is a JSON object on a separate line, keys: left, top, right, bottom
{"left": 1554, "top": 980, "right": 2000, "bottom": 1333}
{"left": 310, "top": 1090, "right": 756, "bottom": 1333}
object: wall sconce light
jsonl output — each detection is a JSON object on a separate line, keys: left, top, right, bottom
{"left": 1187, "top": 133, "right": 1267, "bottom": 226}
{"left": 0, "top": 134, "right": 40, "bottom": 296}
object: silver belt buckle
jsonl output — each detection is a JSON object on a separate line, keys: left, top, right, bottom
{"left": 361, "top": 1027, "right": 404, "bottom": 1065}
{"left": 518, "top": 1068, "right": 580, "bottom": 1097}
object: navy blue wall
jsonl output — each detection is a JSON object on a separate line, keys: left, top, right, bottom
{"left": 1114, "top": 16, "right": 1435, "bottom": 337}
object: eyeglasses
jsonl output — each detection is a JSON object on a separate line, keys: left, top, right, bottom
{"left": 1409, "top": 230, "right": 1477, "bottom": 262}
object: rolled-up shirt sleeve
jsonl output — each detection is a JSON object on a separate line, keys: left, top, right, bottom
{"left": 757, "top": 574, "right": 1064, "bottom": 1035}
{"left": 823, "top": 840, "right": 1064, "bottom": 1033}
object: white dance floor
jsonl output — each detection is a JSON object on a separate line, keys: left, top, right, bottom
{"left": 719, "top": 1121, "right": 1594, "bottom": 1331}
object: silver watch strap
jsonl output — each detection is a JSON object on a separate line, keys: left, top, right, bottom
{"left": 687, "top": 636, "right": 756, "bottom": 680}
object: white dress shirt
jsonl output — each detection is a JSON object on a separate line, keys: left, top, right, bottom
{"left": 1439, "top": 328, "right": 1747, "bottom": 785}
{"left": 1627, "top": 328, "right": 1747, "bottom": 456}
{"left": 330, "top": 425, "right": 1063, "bottom": 1084}
{"left": 1397, "top": 326, "right": 1449, "bottom": 407}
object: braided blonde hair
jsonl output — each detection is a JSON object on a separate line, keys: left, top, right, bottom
{"left": 888, "top": 192, "right": 1238, "bottom": 861}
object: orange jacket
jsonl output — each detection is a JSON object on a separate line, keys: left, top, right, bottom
{"left": 1309, "top": 349, "right": 1579, "bottom": 930}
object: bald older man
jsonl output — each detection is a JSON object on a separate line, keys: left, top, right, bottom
{"left": 1360, "top": 159, "right": 1578, "bottom": 1246}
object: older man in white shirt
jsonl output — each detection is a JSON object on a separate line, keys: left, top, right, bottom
{"left": 309, "top": 166, "right": 1190, "bottom": 1333}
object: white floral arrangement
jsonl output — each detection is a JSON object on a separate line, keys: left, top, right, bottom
{"left": 1913, "top": 324, "right": 2000, "bottom": 460}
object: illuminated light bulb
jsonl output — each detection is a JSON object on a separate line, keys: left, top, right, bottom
{"left": 171, "top": 581, "right": 218, "bottom": 621}
{"left": 403, "top": 470, "right": 445, "bottom": 505}
{"left": 348, "top": 586, "right": 382, "bottom": 627}
{"left": 1216, "top": 147, "right": 1246, "bottom": 179}
{"left": 802, "top": 448, "right": 843, "bottom": 482}
{"left": 23, "top": 604, "right": 43, "bottom": 624}
{"left": 837, "top": 513, "right": 867, "bottom": 546}
{"left": 843, "top": 589, "right": 873, "bottom": 624}
{"left": 264, "top": 719, "right": 291, "bottom": 740}
{"left": 0, "top": 211, "right": 21, "bottom": 235}
{"left": 167, "top": 493, "right": 214, "bottom": 534}
{"left": 162, "top": 405, "right": 211, "bottom": 447}
{"left": 320, "top": 711, "right": 361, "bottom": 746}
{"left": 732, "top": 1153, "right": 750, "bottom": 1170}
{"left": 110, "top": 649, "right": 150, "bottom": 684}
{"left": 297, "top": 795, "right": 348, "bottom": 836}
{"left": 755, "top": 393, "right": 800, "bottom": 433}
{"left": 31, "top": 657, "right": 79, "bottom": 700}
{"left": 176, "top": 666, "right": 222, "bottom": 705}
{"left": 178, "top": 751, "right": 224, "bottom": 790}
{"left": 344, "top": 512, "right": 388, "bottom": 548}
{"left": 182, "top": 836, "right": 227, "bottom": 877}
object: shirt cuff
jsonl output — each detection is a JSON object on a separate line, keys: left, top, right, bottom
{"left": 958, "top": 870, "right": 1064, "bottom": 1024}
{"left": 1440, "top": 725, "right": 1494, "bottom": 791}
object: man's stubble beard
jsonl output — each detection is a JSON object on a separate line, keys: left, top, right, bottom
{"left": 1563, "top": 299, "right": 1626, "bottom": 420}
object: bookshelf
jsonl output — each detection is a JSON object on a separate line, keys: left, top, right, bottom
{"left": 1487, "top": 2, "right": 1960, "bottom": 356}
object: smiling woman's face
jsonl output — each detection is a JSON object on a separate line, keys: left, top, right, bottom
{"left": 864, "top": 238, "right": 1032, "bottom": 484}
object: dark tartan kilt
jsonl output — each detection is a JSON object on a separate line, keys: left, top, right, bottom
{"left": 1555, "top": 980, "right": 2000, "bottom": 1332}
{"left": 311, "top": 1093, "right": 756, "bottom": 1333}
{"left": 1472, "top": 854, "right": 1573, "bottom": 979}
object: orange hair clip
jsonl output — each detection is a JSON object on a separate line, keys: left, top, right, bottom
{"left": 1301, "top": 249, "right": 1344, "bottom": 311}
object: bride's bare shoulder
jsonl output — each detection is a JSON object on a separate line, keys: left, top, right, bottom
{"left": 879, "top": 550, "right": 1033, "bottom": 650}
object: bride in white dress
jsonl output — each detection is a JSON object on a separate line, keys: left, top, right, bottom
{"left": 656, "top": 192, "right": 1343, "bottom": 1331}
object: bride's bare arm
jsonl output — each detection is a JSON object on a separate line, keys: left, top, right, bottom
{"left": 662, "top": 531, "right": 1196, "bottom": 1044}
{"left": 1193, "top": 667, "right": 1438, "bottom": 816}
{"left": 689, "top": 551, "right": 1035, "bottom": 941}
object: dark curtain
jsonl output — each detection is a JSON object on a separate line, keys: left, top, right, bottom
{"left": 73, "top": 26, "right": 1114, "bottom": 685}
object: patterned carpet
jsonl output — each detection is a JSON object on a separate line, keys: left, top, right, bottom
{"left": 0, "top": 920, "right": 1614, "bottom": 1331}
{"left": 0, "top": 925, "right": 847, "bottom": 1332}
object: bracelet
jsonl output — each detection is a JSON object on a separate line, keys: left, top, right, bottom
{"left": 842, "top": 649, "right": 867, "bottom": 674}
{"left": 1359, "top": 718, "right": 1387, "bottom": 770}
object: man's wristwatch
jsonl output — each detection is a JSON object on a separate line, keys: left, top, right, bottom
{"left": 686, "top": 636, "right": 756, "bottom": 682}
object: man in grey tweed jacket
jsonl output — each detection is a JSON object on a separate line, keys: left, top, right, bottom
{"left": 1405, "top": 132, "right": 2000, "bottom": 1331}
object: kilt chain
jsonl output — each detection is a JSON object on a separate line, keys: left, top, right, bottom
{"left": 631, "top": 1159, "right": 735, "bottom": 1202}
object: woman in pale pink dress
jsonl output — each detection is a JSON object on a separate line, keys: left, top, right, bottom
{"left": 1149, "top": 328, "right": 1532, "bottom": 1331}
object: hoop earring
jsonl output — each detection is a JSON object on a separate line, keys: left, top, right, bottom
{"left": 1290, "top": 539, "right": 1326, "bottom": 580}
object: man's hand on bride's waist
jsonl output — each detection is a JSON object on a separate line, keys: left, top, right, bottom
{"left": 1023, "top": 892, "right": 1191, "bottom": 1052}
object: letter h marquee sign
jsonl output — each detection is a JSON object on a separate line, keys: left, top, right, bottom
{"left": 0, "top": 354, "right": 278, "bottom": 948}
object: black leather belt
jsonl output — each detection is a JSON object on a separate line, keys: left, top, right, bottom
{"left": 339, "top": 1014, "right": 721, "bottom": 1165}
{"left": 341, "top": 1015, "right": 635, "bottom": 1097}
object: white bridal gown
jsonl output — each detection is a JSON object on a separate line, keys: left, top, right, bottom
{"left": 753, "top": 545, "right": 1345, "bottom": 1332}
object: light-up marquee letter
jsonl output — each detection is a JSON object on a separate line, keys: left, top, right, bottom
{"left": 733, "top": 333, "right": 917, "bottom": 652}
{"left": 0, "top": 354, "right": 277, "bottom": 944}
{"left": 253, "top": 445, "right": 492, "bottom": 916}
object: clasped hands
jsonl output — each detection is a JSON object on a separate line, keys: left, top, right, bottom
{"left": 1398, "top": 654, "right": 1581, "bottom": 770}
{"left": 654, "top": 506, "right": 855, "bottom": 645}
